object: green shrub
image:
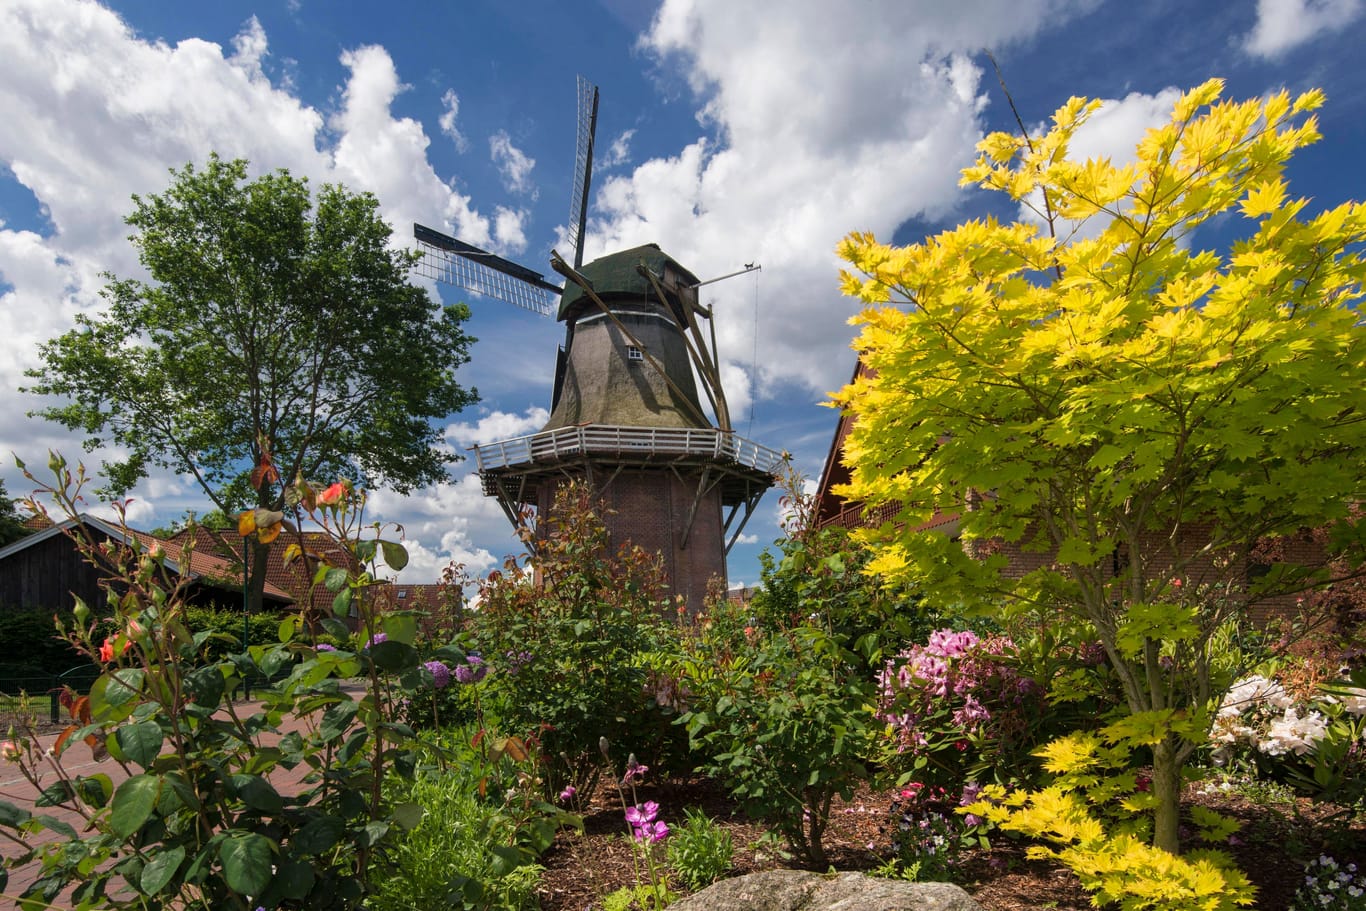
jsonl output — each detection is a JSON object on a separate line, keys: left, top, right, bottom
{"left": 0, "top": 610, "right": 92, "bottom": 675}
{"left": 467, "top": 481, "right": 688, "bottom": 798}
{"left": 682, "top": 617, "right": 874, "bottom": 868}
{"left": 667, "top": 809, "right": 734, "bottom": 892}
{"left": 680, "top": 507, "right": 913, "bottom": 868}
{"left": 181, "top": 605, "right": 286, "bottom": 660}
{"left": 369, "top": 753, "right": 547, "bottom": 911}
{"left": 398, "top": 658, "right": 480, "bottom": 730}
{"left": 0, "top": 458, "right": 456, "bottom": 909}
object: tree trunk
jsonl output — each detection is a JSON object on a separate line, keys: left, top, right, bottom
{"left": 1150, "top": 738, "right": 1183, "bottom": 855}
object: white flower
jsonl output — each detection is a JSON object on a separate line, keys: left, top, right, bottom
{"left": 1259, "top": 707, "right": 1329, "bottom": 756}
{"left": 1220, "top": 675, "right": 1292, "bottom": 717}
{"left": 1336, "top": 687, "right": 1366, "bottom": 716}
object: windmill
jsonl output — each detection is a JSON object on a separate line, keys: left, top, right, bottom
{"left": 412, "top": 77, "right": 785, "bottom": 610}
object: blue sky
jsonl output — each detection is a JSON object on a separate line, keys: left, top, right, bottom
{"left": 2, "top": 0, "right": 1365, "bottom": 588}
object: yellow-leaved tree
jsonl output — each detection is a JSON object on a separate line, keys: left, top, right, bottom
{"left": 834, "top": 79, "right": 1366, "bottom": 857}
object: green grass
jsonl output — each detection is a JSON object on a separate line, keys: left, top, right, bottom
{"left": 0, "top": 691, "right": 51, "bottom": 724}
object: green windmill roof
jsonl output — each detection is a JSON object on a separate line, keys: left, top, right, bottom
{"left": 558, "top": 244, "right": 700, "bottom": 321}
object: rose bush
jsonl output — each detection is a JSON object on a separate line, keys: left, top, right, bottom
{"left": 0, "top": 453, "right": 463, "bottom": 909}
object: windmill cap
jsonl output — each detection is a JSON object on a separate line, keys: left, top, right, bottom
{"left": 558, "top": 243, "right": 701, "bottom": 322}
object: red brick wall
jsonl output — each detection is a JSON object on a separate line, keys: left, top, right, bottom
{"left": 537, "top": 469, "right": 726, "bottom": 615}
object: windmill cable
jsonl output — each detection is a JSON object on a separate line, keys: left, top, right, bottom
{"left": 748, "top": 267, "right": 760, "bottom": 437}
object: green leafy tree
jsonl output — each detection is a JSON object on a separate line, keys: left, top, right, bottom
{"left": 25, "top": 155, "right": 477, "bottom": 610}
{"left": 0, "top": 478, "right": 28, "bottom": 546}
{"left": 150, "top": 508, "right": 235, "bottom": 539}
{"left": 834, "top": 80, "right": 1366, "bottom": 854}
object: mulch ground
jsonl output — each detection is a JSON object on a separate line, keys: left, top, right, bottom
{"left": 535, "top": 775, "right": 1366, "bottom": 911}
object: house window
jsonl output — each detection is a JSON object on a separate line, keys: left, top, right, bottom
{"left": 397, "top": 590, "right": 408, "bottom": 599}
{"left": 627, "top": 345, "right": 644, "bottom": 362}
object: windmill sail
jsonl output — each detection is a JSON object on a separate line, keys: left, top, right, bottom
{"left": 567, "top": 76, "right": 599, "bottom": 270}
{"left": 412, "top": 223, "right": 560, "bottom": 317}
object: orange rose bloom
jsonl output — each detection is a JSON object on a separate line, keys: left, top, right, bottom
{"left": 318, "top": 482, "right": 347, "bottom": 506}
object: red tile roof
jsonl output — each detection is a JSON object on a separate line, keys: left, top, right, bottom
{"left": 166, "top": 526, "right": 359, "bottom": 618}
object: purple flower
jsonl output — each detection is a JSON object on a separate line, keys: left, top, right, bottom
{"left": 1078, "top": 640, "right": 1107, "bottom": 666}
{"left": 623, "top": 755, "right": 650, "bottom": 784}
{"left": 625, "top": 802, "right": 667, "bottom": 843}
{"left": 366, "top": 632, "right": 388, "bottom": 648}
{"left": 926, "top": 629, "right": 979, "bottom": 658}
{"left": 635, "top": 819, "right": 669, "bottom": 843}
{"left": 951, "top": 695, "right": 990, "bottom": 729}
{"left": 559, "top": 785, "right": 577, "bottom": 803}
{"left": 624, "top": 801, "right": 659, "bottom": 826}
{"left": 504, "top": 649, "right": 533, "bottom": 674}
{"left": 424, "top": 660, "right": 451, "bottom": 689}
{"left": 454, "top": 654, "right": 487, "bottom": 684}
{"left": 316, "top": 643, "right": 337, "bottom": 652}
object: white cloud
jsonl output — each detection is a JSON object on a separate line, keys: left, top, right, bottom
{"left": 583, "top": 0, "right": 1091, "bottom": 401}
{"left": 1244, "top": 0, "right": 1364, "bottom": 58}
{"left": 1013, "top": 87, "right": 1183, "bottom": 237}
{"left": 445, "top": 407, "right": 550, "bottom": 449}
{"left": 600, "top": 129, "right": 635, "bottom": 169}
{"left": 364, "top": 471, "right": 514, "bottom": 583}
{"left": 231, "top": 15, "right": 269, "bottom": 72}
{"left": 0, "top": 1, "right": 528, "bottom": 569}
{"left": 489, "top": 130, "right": 537, "bottom": 197}
{"left": 438, "top": 88, "right": 469, "bottom": 152}
{"left": 492, "top": 206, "right": 529, "bottom": 254}
{"left": 716, "top": 360, "right": 754, "bottom": 429}
{"left": 329, "top": 45, "right": 494, "bottom": 248}
{"left": 1068, "top": 89, "right": 1184, "bottom": 164}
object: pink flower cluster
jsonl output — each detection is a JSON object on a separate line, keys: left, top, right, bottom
{"left": 876, "top": 628, "right": 1036, "bottom": 754}
{"left": 625, "top": 801, "right": 668, "bottom": 843}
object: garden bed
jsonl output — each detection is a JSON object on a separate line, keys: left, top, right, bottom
{"left": 535, "top": 775, "right": 1366, "bottom": 911}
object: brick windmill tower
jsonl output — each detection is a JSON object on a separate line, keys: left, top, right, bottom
{"left": 414, "top": 78, "right": 784, "bottom": 610}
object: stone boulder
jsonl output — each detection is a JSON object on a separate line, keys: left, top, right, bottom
{"left": 668, "top": 870, "right": 983, "bottom": 911}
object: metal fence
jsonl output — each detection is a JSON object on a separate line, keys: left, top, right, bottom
{"left": 0, "top": 663, "right": 101, "bottom": 725}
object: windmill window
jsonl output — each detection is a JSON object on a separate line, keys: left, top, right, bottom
{"left": 627, "top": 345, "right": 644, "bottom": 362}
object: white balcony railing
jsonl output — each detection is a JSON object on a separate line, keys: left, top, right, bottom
{"left": 472, "top": 425, "right": 786, "bottom": 476}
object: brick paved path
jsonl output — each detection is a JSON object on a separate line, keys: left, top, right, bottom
{"left": 0, "top": 680, "right": 369, "bottom": 908}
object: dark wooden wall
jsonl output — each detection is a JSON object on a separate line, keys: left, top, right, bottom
{"left": 0, "top": 529, "right": 255, "bottom": 615}
{"left": 0, "top": 531, "right": 108, "bottom": 613}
